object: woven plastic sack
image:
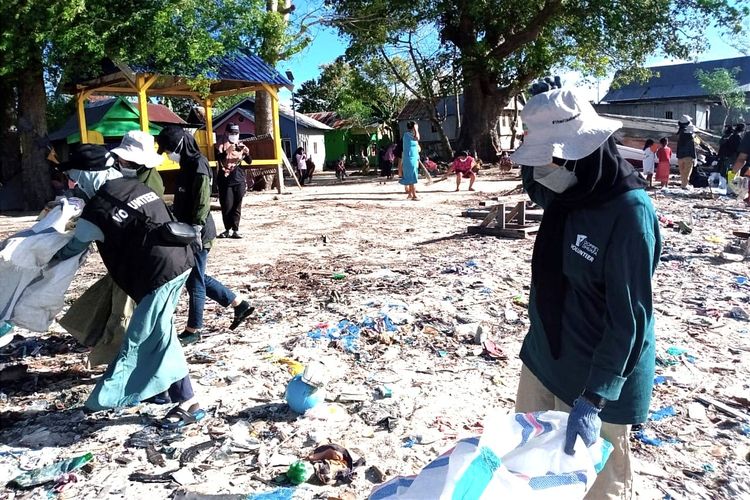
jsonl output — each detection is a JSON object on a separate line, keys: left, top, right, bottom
{"left": 370, "top": 411, "right": 612, "bottom": 500}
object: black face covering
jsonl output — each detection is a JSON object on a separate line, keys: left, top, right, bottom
{"left": 531, "top": 136, "right": 646, "bottom": 358}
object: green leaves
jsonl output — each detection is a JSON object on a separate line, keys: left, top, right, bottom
{"left": 696, "top": 67, "right": 748, "bottom": 112}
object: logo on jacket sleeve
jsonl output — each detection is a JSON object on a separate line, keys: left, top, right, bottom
{"left": 571, "top": 234, "right": 599, "bottom": 262}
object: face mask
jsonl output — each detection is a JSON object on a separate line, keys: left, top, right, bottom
{"left": 533, "top": 160, "right": 578, "bottom": 193}
{"left": 168, "top": 152, "right": 181, "bottom": 163}
{"left": 120, "top": 167, "right": 138, "bottom": 178}
{"left": 228, "top": 134, "right": 239, "bottom": 143}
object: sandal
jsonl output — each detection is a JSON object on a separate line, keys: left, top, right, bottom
{"left": 160, "top": 403, "right": 206, "bottom": 429}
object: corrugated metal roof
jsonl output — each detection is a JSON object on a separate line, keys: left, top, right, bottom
{"left": 212, "top": 98, "right": 332, "bottom": 131}
{"left": 603, "top": 56, "right": 750, "bottom": 102}
{"left": 131, "top": 54, "right": 292, "bottom": 88}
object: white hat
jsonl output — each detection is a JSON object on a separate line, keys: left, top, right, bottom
{"left": 111, "top": 130, "right": 163, "bottom": 169}
{"left": 510, "top": 89, "right": 622, "bottom": 167}
{"left": 679, "top": 114, "right": 692, "bottom": 124}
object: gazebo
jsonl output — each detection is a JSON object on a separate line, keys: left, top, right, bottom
{"left": 63, "top": 54, "right": 293, "bottom": 192}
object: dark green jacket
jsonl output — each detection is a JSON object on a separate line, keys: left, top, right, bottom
{"left": 521, "top": 168, "right": 661, "bottom": 424}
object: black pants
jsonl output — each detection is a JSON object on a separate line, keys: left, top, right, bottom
{"left": 147, "top": 375, "right": 194, "bottom": 404}
{"left": 218, "top": 182, "right": 246, "bottom": 232}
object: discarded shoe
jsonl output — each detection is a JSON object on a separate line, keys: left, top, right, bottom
{"left": 229, "top": 300, "right": 254, "bottom": 330}
{"left": 178, "top": 330, "right": 202, "bottom": 346}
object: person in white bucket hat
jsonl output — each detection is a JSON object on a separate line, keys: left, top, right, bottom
{"left": 111, "top": 130, "right": 165, "bottom": 196}
{"left": 511, "top": 84, "right": 662, "bottom": 499}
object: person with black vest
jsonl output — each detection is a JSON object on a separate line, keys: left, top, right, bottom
{"left": 676, "top": 115, "right": 697, "bottom": 189}
{"left": 53, "top": 144, "right": 205, "bottom": 428}
{"left": 156, "top": 126, "right": 254, "bottom": 343}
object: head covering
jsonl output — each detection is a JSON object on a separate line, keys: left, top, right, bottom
{"left": 510, "top": 89, "right": 622, "bottom": 167}
{"left": 679, "top": 114, "right": 692, "bottom": 124}
{"left": 530, "top": 137, "right": 645, "bottom": 359}
{"left": 67, "top": 167, "right": 123, "bottom": 200}
{"left": 228, "top": 123, "right": 240, "bottom": 134}
{"left": 58, "top": 144, "right": 116, "bottom": 172}
{"left": 156, "top": 125, "right": 186, "bottom": 155}
{"left": 111, "top": 131, "right": 163, "bottom": 169}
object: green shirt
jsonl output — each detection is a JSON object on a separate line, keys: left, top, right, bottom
{"left": 521, "top": 169, "right": 661, "bottom": 424}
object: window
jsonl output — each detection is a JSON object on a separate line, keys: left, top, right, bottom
{"left": 313, "top": 142, "right": 318, "bottom": 154}
{"left": 665, "top": 111, "right": 673, "bottom": 119}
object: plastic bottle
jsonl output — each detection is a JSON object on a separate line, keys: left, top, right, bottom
{"left": 10, "top": 453, "right": 93, "bottom": 488}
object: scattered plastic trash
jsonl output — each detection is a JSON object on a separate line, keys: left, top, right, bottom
{"left": 736, "top": 276, "right": 748, "bottom": 285}
{"left": 287, "top": 460, "right": 314, "bottom": 485}
{"left": 653, "top": 376, "right": 675, "bottom": 385}
{"left": 8, "top": 452, "right": 93, "bottom": 488}
{"left": 730, "top": 306, "right": 749, "bottom": 321}
{"left": 303, "top": 403, "right": 350, "bottom": 425}
{"left": 403, "top": 438, "right": 416, "bottom": 448}
{"left": 331, "top": 273, "right": 347, "bottom": 280}
{"left": 465, "top": 259, "right": 478, "bottom": 268}
{"left": 307, "top": 319, "right": 363, "bottom": 353}
{"left": 286, "top": 375, "right": 325, "bottom": 414}
{"left": 649, "top": 406, "right": 677, "bottom": 422}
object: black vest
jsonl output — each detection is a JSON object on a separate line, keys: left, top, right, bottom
{"left": 82, "top": 178, "right": 195, "bottom": 303}
{"left": 172, "top": 156, "right": 217, "bottom": 243}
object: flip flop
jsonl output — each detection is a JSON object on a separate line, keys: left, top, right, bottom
{"left": 160, "top": 404, "right": 206, "bottom": 430}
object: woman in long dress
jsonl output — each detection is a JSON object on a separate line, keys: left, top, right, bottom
{"left": 399, "top": 121, "right": 420, "bottom": 200}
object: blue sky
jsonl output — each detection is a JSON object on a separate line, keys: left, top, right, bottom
{"left": 277, "top": 5, "right": 746, "bottom": 105}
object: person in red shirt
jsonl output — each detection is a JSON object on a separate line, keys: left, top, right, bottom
{"left": 655, "top": 137, "right": 672, "bottom": 188}
{"left": 447, "top": 150, "right": 477, "bottom": 191}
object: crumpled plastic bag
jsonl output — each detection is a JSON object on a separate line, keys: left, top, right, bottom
{"left": 370, "top": 410, "right": 612, "bottom": 500}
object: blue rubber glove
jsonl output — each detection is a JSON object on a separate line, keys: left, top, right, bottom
{"left": 564, "top": 397, "right": 602, "bottom": 455}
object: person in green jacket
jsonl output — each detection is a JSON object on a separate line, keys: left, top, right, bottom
{"left": 156, "top": 126, "right": 253, "bottom": 344}
{"left": 510, "top": 85, "right": 661, "bottom": 499}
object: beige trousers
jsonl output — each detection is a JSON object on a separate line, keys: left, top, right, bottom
{"left": 515, "top": 365, "right": 633, "bottom": 500}
{"left": 678, "top": 157, "right": 695, "bottom": 188}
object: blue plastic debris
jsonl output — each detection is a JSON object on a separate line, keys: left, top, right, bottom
{"left": 403, "top": 438, "right": 416, "bottom": 448}
{"left": 702, "top": 463, "right": 715, "bottom": 473}
{"left": 307, "top": 314, "right": 399, "bottom": 354}
{"left": 466, "top": 259, "right": 478, "bottom": 268}
{"left": 649, "top": 406, "right": 677, "bottom": 422}
{"left": 736, "top": 276, "right": 748, "bottom": 285}
{"left": 653, "top": 376, "right": 674, "bottom": 385}
{"left": 246, "top": 487, "right": 296, "bottom": 500}
{"left": 740, "top": 424, "right": 750, "bottom": 436}
{"left": 634, "top": 429, "right": 677, "bottom": 446}
{"left": 666, "top": 346, "right": 688, "bottom": 356}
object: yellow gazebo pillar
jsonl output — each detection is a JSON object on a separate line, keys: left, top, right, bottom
{"left": 76, "top": 91, "right": 89, "bottom": 143}
{"left": 204, "top": 98, "right": 215, "bottom": 161}
{"left": 135, "top": 74, "right": 158, "bottom": 132}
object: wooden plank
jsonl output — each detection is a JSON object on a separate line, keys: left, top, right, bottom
{"left": 281, "top": 155, "right": 303, "bottom": 190}
{"left": 480, "top": 204, "right": 503, "bottom": 228}
{"left": 504, "top": 202, "right": 522, "bottom": 224}
{"left": 694, "top": 395, "right": 750, "bottom": 422}
{"left": 468, "top": 224, "right": 539, "bottom": 239}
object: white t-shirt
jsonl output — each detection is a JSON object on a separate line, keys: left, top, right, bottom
{"left": 642, "top": 149, "right": 656, "bottom": 174}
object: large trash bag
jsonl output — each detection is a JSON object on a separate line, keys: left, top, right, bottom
{"left": 370, "top": 411, "right": 612, "bottom": 500}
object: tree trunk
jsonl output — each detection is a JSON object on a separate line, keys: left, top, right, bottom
{"left": 0, "top": 78, "right": 20, "bottom": 184}
{"left": 254, "top": 89, "right": 274, "bottom": 136}
{"left": 456, "top": 77, "right": 507, "bottom": 161}
{"left": 17, "top": 56, "right": 52, "bottom": 210}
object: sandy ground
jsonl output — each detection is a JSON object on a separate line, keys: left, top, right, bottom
{"left": 0, "top": 167, "right": 749, "bottom": 499}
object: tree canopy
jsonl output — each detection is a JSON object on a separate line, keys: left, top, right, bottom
{"left": 696, "top": 67, "right": 748, "bottom": 126}
{"left": 328, "top": 0, "right": 750, "bottom": 156}
{"left": 295, "top": 57, "right": 408, "bottom": 127}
